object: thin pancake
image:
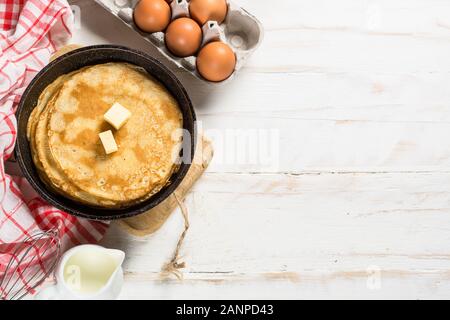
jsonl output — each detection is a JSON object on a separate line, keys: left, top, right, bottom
{"left": 35, "top": 94, "right": 118, "bottom": 207}
{"left": 29, "top": 70, "right": 117, "bottom": 206}
{"left": 46, "top": 63, "right": 183, "bottom": 203}
{"left": 28, "top": 73, "right": 71, "bottom": 173}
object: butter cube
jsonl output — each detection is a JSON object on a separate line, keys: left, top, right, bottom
{"left": 99, "top": 130, "right": 118, "bottom": 154}
{"left": 104, "top": 102, "right": 131, "bottom": 130}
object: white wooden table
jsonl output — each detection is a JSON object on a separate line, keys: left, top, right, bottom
{"left": 69, "top": 0, "right": 450, "bottom": 299}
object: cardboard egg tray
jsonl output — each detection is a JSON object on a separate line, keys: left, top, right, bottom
{"left": 94, "top": 0, "right": 264, "bottom": 84}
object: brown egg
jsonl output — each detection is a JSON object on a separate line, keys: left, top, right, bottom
{"left": 197, "top": 41, "right": 236, "bottom": 82}
{"left": 134, "top": 0, "right": 171, "bottom": 33}
{"left": 189, "top": 0, "right": 228, "bottom": 25}
{"left": 165, "top": 18, "right": 202, "bottom": 57}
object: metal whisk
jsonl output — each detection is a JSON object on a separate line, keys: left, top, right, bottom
{"left": 0, "top": 229, "right": 61, "bottom": 300}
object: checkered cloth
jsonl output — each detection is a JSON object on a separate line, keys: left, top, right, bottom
{"left": 0, "top": 0, "right": 108, "bottom": 298}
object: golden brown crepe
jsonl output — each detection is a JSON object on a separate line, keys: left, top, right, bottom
{"left": 28, "top": 63, "right": 183, "bottom": 208}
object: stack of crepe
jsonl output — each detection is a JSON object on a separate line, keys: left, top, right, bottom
{"left": 27, "top": 63, "right": 183, "bottom": 208}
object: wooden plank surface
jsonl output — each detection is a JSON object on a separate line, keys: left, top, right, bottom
{"left": 69, "top": 0, "right": 450, "bottom": 299}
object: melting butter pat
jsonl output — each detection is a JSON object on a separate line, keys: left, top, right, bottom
{"left": 99, "top": 130, "right": 118, "bottom": 154}
{"left": 104, "top": 102, "right": 131, "bottom": 130}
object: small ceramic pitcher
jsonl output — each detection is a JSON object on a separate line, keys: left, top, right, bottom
{"left": 36, "top": 245, "right": 125, "bottom": 300}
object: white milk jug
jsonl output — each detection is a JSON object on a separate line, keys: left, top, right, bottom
{"left": 36, "top": 244, "right": 125, "bottom": 300}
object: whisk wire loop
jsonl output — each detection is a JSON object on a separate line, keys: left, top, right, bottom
{"left": 0, "top": 229, "right": 61, "bottom": 300}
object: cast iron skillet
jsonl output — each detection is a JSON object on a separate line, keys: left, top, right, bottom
{"left": 15, "top": 45, "right": 196, "bottom": 221}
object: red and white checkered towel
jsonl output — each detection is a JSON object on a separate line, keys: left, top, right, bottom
{"left": 0, "top": 0, "right": 108, "bottom": 297}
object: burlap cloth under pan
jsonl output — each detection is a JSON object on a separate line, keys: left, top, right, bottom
{"left": 51, "top": 46, "right": 214, "bottom": 278}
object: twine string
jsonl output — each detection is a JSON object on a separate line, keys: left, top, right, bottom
{"left": 161, "top": 191, "right": 190, "bottom": 280}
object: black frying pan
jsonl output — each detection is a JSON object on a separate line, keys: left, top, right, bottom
{"left": 15, "top": 45, "right": 196, "bottom": 221}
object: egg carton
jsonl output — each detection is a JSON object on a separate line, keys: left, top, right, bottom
{"left": 93, "top": 0, "right": 263, "bottom": 84}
